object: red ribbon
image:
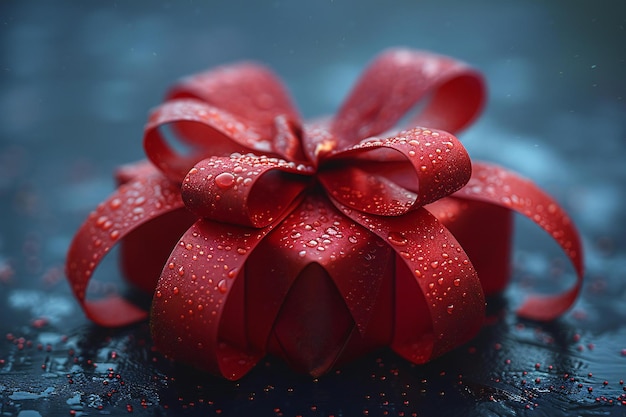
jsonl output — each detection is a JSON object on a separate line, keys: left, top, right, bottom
{"left": 66, "top": 48, "right": 584, "bottom": 380}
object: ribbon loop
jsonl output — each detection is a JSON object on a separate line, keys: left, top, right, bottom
{"left": 331, "top": 48, "right": 485, "bottom": 146}
{"left": 181, "top": 153, "right": 313, "bottom": 227}
{"left": 143, "top": 99, "right": 269, "bottom": 183}
{"left": 319, "top": 127, "right": 471, "bottom": 216}
{"left": 65, "top": 172, "right": 186, "bottom": 327}
{"left": 167, "top": 62, "right": 301, "bottom": 139}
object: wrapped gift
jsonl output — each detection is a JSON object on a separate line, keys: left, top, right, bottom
{"left": 66, "top": 48, "right": 583, "bottom": 380}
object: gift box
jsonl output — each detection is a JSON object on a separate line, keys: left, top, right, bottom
{"left": 66, "top": 48, "right": 583, "bottom": 380}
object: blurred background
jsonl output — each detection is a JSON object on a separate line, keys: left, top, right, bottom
{"left": 1, "top": 1, "right": 625, "bottom": 416}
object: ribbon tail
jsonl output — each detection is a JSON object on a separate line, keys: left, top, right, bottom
{"left": 65, "top": 173, "right": 186, "bottom": 327}
{"left": 452, "top": 162, "right": 584, "bottom": 321}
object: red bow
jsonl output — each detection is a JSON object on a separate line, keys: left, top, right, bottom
{"left": 66, "top": 48, "right": 583, "bottom": 380}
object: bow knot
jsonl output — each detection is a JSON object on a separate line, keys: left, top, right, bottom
{"left": 178, "top": 115, "right": 471, "bottom": 229}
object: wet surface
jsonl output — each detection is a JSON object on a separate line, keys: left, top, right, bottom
{"left": 1, "top": 1, "right": 626, "bottom": 416}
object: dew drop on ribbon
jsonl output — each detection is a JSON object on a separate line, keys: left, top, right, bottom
{"left": 215, "top": 173, "right": 236, "bottom": 189}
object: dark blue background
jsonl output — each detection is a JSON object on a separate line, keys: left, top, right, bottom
{"left": 1, "top": 1, "right": 625, "bottom": 416}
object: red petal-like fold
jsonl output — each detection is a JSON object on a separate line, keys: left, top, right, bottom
{"left": 453, "top": 162, "right": 584, "bottom": 320}
{"left": 65, "top": 173, "right": 186, "bottom": 327}
{"left": 336, "top": 203, "right": 485, "bottom": 363}
{"left": 181, "top": 154, "right": 312, "bottom": 227}
{"left": 245, "top": 194, "right": 394, "bottom": 376}
{"left": 143, "top": 99, "right": 267, "bottom": 182}
{"left": 319, "top": 127, "right": 471, "bottom": 216}
{"left": 167, "top": 62, "right": 300, "bottom": 139}
{"left": 331, "top": 48, "right": 485, "bottom": 147}
{"left": 266, "top": 263, "right": 359, "bottom": 377}
{"left": 150, "top": 219, "right": 274, "bottom": 380}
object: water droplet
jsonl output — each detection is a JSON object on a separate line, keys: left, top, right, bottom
{"left": 217, "top": 279, "right": 228, "bottom": 294}
{"left": 298, "top": 250, "right": 306, "bottom": 257}
{"left": 109, "top": 230, "right": 120, "bottom": 240}
{"left": 215, "top": 172, "right": 236, "bottom": 189}
{"left": 325, "top": 227, "right": 338, "bottom": 236}
{"left": 387, "top": 232, "right": 408, "bottom": 246}
{"left": 447, "top": 304, "right": 454, "bottom": 314}
{"left": 306, "top": 240, "right": 318, "bottom": 248}
{"left": 453, "top": 278, "right": 461, "bottom": 287}
{"left": 178, "top": 266, "right": 185, "bottom": 276}
{"left": 173, "top": 286, "right": 179, "bottom": 295}
{"left": 348, "top": 235, "right": 358, "bottom": 244}
{"left": 109, "top": 198, "right": 122, "bottom": 210}
{"left": 431, "top": 261, "right": 439, "bottom": 269}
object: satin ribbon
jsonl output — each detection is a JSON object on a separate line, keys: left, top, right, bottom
{"left": 66, "top": 48, "right": 583, "bottom": 380}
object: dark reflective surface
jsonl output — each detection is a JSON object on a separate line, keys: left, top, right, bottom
{"left": 1, "top": 1, "right": 625, "bottom": 416}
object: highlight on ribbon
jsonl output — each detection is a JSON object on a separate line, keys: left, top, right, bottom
{"left": 66, "top": 48, "right": 584, "bottom": 380}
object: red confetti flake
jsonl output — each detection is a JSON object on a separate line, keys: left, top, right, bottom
{"left": 31, "top": 318, "right": 48, "bottom": 328}
{"left": 65, "top": 48, "right": 584, "bottom": 380}
{"left": 0, "top": 260, "right": 15, "bottom": 284}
